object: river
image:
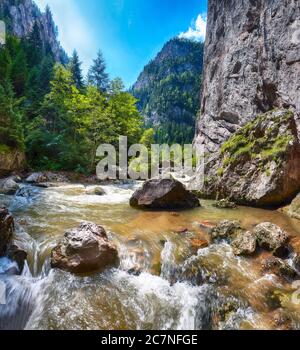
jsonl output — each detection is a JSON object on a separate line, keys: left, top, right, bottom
{"left": 0, "top": 182, "right": 300, "bottom": 330}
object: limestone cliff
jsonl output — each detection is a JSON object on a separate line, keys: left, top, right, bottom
{"left": 194, "top": 0, "right": 300, "bottom": 206}
{"left": 0, "top": 0, "right": 68, "bottom": 63}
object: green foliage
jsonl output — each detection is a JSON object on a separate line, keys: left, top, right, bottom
{"left": 0, "top": 21, "right": 146, "bottom": 173}
{"left": 132, "top": 38, "right": 204, "bottom": 144}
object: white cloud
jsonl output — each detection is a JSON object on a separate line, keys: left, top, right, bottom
{"left": 179, "top": 14, "right": 207, "bottom": 42}
{"left": 34, "top": 0, "right": 96, "bottom": 75}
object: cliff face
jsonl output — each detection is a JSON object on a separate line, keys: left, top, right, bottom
{"left": 132, "top": 38, "right": 204, "bottom": 144}
{"left": 195, "top": 0, "right": 300, "bottom": 154}
{"left": 194, "top": 0, "right": 300, "bottom": 206}
{"left": 0, "top": 0, "right": 67, "bottom": 63}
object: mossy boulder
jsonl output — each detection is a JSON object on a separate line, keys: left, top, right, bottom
{"left": 201, "top": 109, "right": 300, "bottom": 207}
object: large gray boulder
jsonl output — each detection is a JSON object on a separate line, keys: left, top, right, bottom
{"left": 0, "top": 177, "right": 20, "bottom": 195}
{"left": 129, "top": 178, "right": 200, "bottom": 210}
{"left": 51, "top": 222, "right": 119, "bottom": 274}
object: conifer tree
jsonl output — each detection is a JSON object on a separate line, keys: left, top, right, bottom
{"left": 69, "top": 50, "right": 84, "bottom": 90}
{"left": 87, "top": 51, "right": 109, "bottom": 93}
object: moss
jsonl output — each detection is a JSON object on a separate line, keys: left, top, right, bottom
{"left": 0, "top": 144, "right": 11, "bottom": 154}
{"left": 219, "top": 110, "right": 294, "bottom": 174}
{"left": 217, "top": 168, "right": 224, "bottom": 177}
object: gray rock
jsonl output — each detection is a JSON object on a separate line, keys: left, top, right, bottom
{"left": 231, "top": 231, "right": 257, "bottom": 256}
{"left": 26, "top": 172, "right": 47, "bottom": 184}
{"left": 213, "top": 198, "right": 237, "bottom": 209}
{"left": 194, "top": 0, "right": 300, "bottom": 207}
{"left": 195, "top": 0, "right": 300, "bottom": 153}
{"left": 130, "top": 178, "right": 200, "bottom": 210}
{"left": 7, "top": 242, "right": 27, "bottom": 274}
{"left": 86, "top": 186, "right": 106, "bottom": 196}
{"left": 0, "top": 177, "right": 19, "bottom": 195}
{"left": 51, "top": 222, "right": 119, "bottom": 274}
{"left": 254, "top": 222, "right": 289, "bottom": 257}
{"left": 210, "top": 220, "right": 241, "bottom": 240}
{"left": 262, "top": 256, "right": 298, "bottom": 281}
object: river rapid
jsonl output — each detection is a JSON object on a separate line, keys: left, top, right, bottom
{"left": 1, "top": 181, "right": 300, "bottom": 330}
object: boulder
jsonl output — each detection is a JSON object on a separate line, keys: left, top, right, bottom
{"left": 286, "top": 193, "right": 300, "bottom": 220}
{"left": 85, "top": 186, "right": 106, "bottom": 196}
{"left": 254, "top": 223, "right": 289, "bottom": 257}
{"left": 129, "top": 178, "right": 200, "bottom": 210}
{"left": 197, "top": 110, "right": 300, "bottom": 207}
{"left": 7, "top": 242, "right": 27, "bottom": 273}
{"left": 210, "top": 220, "right": 241, "bottom": 240}
{"left": 231, "top": 231, "right": 257, "bottom": 256}
{"left": 0, "top": 177, "right": 20, "bottom": 195}
{"left": 26, "top": 172, "right": 69, "bottom": 184}
{"left": 190, "top": 238, "right": 209, "bottom": 254}
{"left": 25, "top": 172, "right": 47, "bottom": 184}
{"left": 0, "top": 208, "right": 14, "bottom": 255}
{"left": 261, "top": 257, "right": 298, "bottom": 282}
{"left": 51, "top": 222, "right": 119, "bottom": 274}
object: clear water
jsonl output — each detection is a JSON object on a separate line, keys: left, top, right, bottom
{"left": 0, "top": 182, "right": 300, "bottom": 330}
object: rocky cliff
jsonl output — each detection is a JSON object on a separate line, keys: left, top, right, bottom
{"left": 0, "top": 0, "right": 67, "bottom": 63}
{"left": 132, "top": 38, "right": 204, "bottom": 144}
{"left": 194, "top": 0, "right": 300, "bottom": 206}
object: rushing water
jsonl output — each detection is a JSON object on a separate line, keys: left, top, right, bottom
{"left": 1, "top": 182, "right": 300, "bottom": 330}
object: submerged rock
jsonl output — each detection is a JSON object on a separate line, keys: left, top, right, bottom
{"left": 7, "top": 242, "right": 27, "bottom": 274}
{"left": 129, "top": 178, "right": 200, "bottom": 210}
{"left": 51, "top": 222, "right": 119, "bottom": 274}
{"left": 0, "top": 208, "right": 14, "bottom": 256}
{"left": 210, "top": 220, "right": 241, "bottom": 240}
{"left": 0, "top": 177, "right": 20, "bottom": 195}
{"left": 231, "top": 231, "right": 257, "bottom": 256}
{"left": 254, "top": 223, "right": 289, "bottom": 257}
{"left": 262, "top": 257, "right": 298, "bottom": 282}
{"left": 213, "top": 199, "right": 237, "bottom": 209}
{"left": 85, "top": 186, "right": 106, "bottom": 196}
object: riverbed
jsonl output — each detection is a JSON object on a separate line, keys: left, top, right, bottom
{"left": 0, "top": 182, "right": 300, "bottom": 330}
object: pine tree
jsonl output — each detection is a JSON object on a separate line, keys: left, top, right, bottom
{"left": 26, "top": 21, "right": 43, "bottom": 68}
{"left": 69, "top": 50, "right": 84, "bottom": 90}
{"left": 87, "top": 51, "right": 109, "bottom": 93}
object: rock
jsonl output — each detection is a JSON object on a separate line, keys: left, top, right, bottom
{"left": 194, "top": 0, "right": 300, "bottom": 153}
{"left": 51, "top": 222, "right": 119, "bottom": 274}
{"left": 0, "top": 208, "right": 14, "bottom": 256}
{"left": 129, "top": 178, "right": 200, "bottom": 210}
{"left": 0, "top": 177, "right": 20, "bottom": 195}
{"left": 26, "top": 172, "right": 69, "bottom": 184}
{"left": 197, "top": 110, "right": 300, "bottom": 207}
{"left": 15, "top": 186, "right": 36, "bottom": 199}
{"left": 199, "top": 221, "right": 216, "bottom": 232}
{"left": 0, "top": 147, "right": 25, "bottom": 177}
{"left": 190, "top": 238, "right": 209, "bottom": 254}
{"left": 26, "top": 172, "right": 47, "bottom": 184}
{"left": 294, "top": 255, "right": 300, "bottom": 272}
{"left": 254, "top": 223, "right": 289, "bottom": 257}
{"left": 262, "top": 257, "right": 298, "bottom": 282}
{"left": 287, "top": 193, "right": 300, "bottom": 220}
{"left": 7, "top": 242, "right": 27, "bottom": 274}
{"left": 213, "top": 199, "right": 237, "bottom": 209}
{"left": 85, "top": 186, "right": 106, "bottom": 196}
{"left": 210, "top": 220, "right": 241, "bottom": 240}
{"left": 1, "top": 0, "right": 68, "bottom": 63}
{"left": 194, "top": 0, "right": 300, "bottom": 207}
{"left": 231, "top": 231, "right": 257, "bottom": 256}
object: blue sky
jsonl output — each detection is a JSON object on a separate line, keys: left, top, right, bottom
{"left": 34, "top": 0, "right": 207, "bottom": 88}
